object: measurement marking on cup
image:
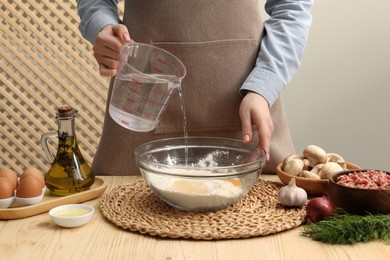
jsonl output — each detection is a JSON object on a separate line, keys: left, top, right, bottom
{"left": 131, "top": 78, "right": 142, "bottom": 85}
{"left": 129, "top": 87, "right": 138, "bottom": 94}
{"left": 157, "top": 57, "right": 167, "bottom": 64}
{"left": 143, "top": 97, "right": 164, "bottom": 106}
{"left": 124, "top": 108, "right": 133, "bottom": 114}
{"left": 127, "top": 97, "right": 136, "bottom": 104}
{"left": 152, "top": 67, "right": 163, "bottom": 73}
{"left": 121, "top": 120, "right": 129, "bottom": 126}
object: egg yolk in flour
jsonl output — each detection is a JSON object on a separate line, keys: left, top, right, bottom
{"left": 171, "top": 179, "right": 241, "bottom": 195}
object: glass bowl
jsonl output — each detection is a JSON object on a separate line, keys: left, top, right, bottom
{"left": 134, "top": 137, "right": 266, "bottom": 212}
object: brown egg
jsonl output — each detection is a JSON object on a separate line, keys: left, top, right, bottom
{"left": 0, "top": 176, "right": 14, "bottom": 199}
{"left": 16, "top": 176, "right": 43, "bottom": 198}
{"left": 21, "top": 167, "right": 45, "bottom": 188}
{"left": 0, "top": 167, "right": 18, "bottom": 190}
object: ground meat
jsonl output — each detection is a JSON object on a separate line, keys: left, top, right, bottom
{"left": 336, "top": 170, "right": 390, "bottom": 189}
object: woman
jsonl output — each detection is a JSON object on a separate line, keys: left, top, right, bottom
{"left": 77, "top": 0, "right": 313, "bottom": 175}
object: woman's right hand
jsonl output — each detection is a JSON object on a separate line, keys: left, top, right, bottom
{"left": 239, "top": 91, "right": 274, "bottom": 161}
{"left": 93, "top": 24, "right": 131, "bottom": 77}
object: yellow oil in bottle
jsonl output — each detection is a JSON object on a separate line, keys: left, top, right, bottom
{"left": 42, "top": 106, "right": 95, "bottom": 196}
{"left": 44, "top": 134, "right": 95, "bottom": 196}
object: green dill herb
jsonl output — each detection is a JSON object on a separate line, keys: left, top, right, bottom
{"left": 301, "top": 212, "right": 390, "bottom": 245}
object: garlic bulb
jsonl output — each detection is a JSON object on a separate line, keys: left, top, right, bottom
{"left": 278, "top": 178, "right": 308, "bottom": 207}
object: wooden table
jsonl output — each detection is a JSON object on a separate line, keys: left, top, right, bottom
{"left": 0, "top": 176, "right": 389, "bottom": 259}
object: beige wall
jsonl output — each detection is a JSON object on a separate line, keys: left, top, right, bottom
{"left": 270, "top": 0, "right": 390, "bottom": 170}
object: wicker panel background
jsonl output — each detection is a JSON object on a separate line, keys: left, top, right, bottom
{"left": 1, "top": 0, "right": 124, "bottom": 175}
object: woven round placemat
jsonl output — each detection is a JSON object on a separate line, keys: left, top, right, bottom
{"left": 100, "top": 179, "right": 306, "bottom": 240}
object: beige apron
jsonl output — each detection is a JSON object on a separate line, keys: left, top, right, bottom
{"left": 92, "top": 0, "right": 295, "bottom": 175}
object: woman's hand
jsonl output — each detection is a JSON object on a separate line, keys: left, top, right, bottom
{"left": 93, "top": 24, "right": 131, "bottom": 77}
{"left": 239, "top": 92, "right": 274, "bottom": 161}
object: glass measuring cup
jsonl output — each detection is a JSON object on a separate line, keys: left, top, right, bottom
{"left": 109, "top": 42, "right": 187, "bottom": 132}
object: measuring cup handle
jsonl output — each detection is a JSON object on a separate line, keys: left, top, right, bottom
{"left": 41, "top": 131, "right": 57, "bottom": 163}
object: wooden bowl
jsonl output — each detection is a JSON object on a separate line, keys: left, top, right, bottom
{"left": 328, "top": 169, "right": 390, "bottom": 214}
{"left": 276, "top": 162, "right": 361, "bottom": 196}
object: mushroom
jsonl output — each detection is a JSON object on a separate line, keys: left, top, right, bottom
{"left": 300, "top": 170, "right": 321, "bottom": 180}
{"left": 318, "top": 162, "right": 344, "bottom": 179}
{"left": 282, "top": 154, "right": 304, "bottom": 169}
{"left": 283, "top": 158, "right": 305, "bottom": 176}
{"left": 326, "top": 153, "right": 347, "bottom": 169}
{"left": 302, "top": 158, "right": 311, "bottom": 169}
{"left": 281, "top": 145, "right": 349, "bottom": 180}
{"left": 310, "top": 163, "right": 324, "bottom": 175}
{"left": 303, "top": 145, "right": 327, "bottom": 167}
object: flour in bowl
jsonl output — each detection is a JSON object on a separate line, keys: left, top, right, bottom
{"left": 147, "top": 174, "right": 244, "bottom": 211}
{"left": 196, "top": 153, "right": 219, "bottom": 167}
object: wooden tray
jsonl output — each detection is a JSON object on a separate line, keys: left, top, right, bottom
{"left": 0, "top": 177, "right": 108, "bottom": 220}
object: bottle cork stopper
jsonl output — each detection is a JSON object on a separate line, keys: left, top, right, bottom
{"left": 56, "top": 105, "right": 76, "bottom": 117}
{"left": 57, "top": 105, "right": 73, "bottom": 113}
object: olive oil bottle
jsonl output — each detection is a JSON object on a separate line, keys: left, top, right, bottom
{"left": 41, "top": 106, "right": 95, "bottom": 196}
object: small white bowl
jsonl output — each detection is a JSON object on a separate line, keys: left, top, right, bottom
{"left": 0, "top": 196, "right": 15, "bottom": 209}
{"left": 15, "top": 193, "right": 44, "bottom": 206}
{"left": 49, "top": 204, "right": 94, "bottom": 228}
